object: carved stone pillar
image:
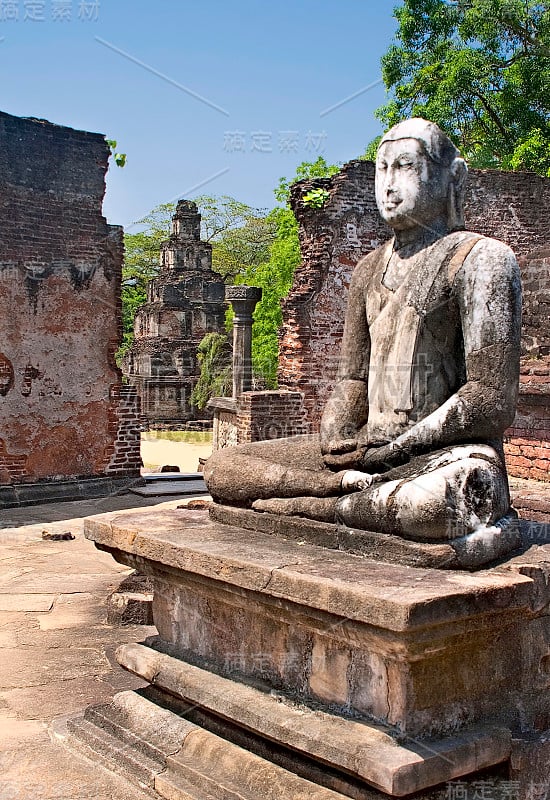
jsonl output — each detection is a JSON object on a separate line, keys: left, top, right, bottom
{"left": 225, "top": 285, "right": 262, "bottom": 397}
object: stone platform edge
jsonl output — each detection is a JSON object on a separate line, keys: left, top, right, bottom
{"left": 83, "top": 507, "right": 534, "bottom": 633}
{"left": 0, "top": 475, "right": 144, "bottom": 508}
{"left": 120, "top": 642, "right": 512, "bottom": 797}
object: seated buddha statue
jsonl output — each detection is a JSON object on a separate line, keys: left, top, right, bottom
{"left": 204, "top": 119, "right": 521, "bottom": 542}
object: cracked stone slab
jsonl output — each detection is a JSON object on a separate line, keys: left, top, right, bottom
{"left": 0, "top": 647, "right": 111, "bottom": 690}
{"left": 85, "top": 507, "right": 533, "bottom": 632}
{"left": 0, "top": 594, "right": 55, "bottom": 612}
{"left": 0, "top": 676, "right": 137, "bottom": 721}
{"left": 0, "top": 572, "right": 129, "bottom": 595}
{"left": 37, "top": 592, "right": 108, "bottom": 631}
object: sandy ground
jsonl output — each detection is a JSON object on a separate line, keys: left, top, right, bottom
{"left": 140, "top": 437, "right": 213, "bottom": 473}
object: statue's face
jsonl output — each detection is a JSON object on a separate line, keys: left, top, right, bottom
{"left": 375, "top": 138, "right": 450, "bottom": 231}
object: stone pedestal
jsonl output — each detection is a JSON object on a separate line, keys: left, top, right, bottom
{"left": 69, "top": 507, "right": 550, "bottom": 799}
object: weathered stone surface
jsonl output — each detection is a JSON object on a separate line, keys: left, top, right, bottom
{"left": 38, "top": 592, "right": 107, "bottom": 631}
{"left": 123, "top": 201, "right": 226, "bottom": 427}
{"left": 0, "top": 593, "right": 55, "bottom": 612}
{"left": 84, "top": 507, "right": 542, "bottom": 741}
{"left": 107, "top": 591, "right": 153, "bottom": 625}
{"left": 511, "top": 735, "right": 550, "bottom": 800}
{"left": 209, "top": 504, "right": 521, "bottom": 570}
{"left": 0, "top": 111, "right": 141, "bottom": 504}
{"left": 0, "top": 646, "right": 111, "bottom": 689}
{"left": 67, "top": 689, "right": 352, "bottom": 799}
{"left": 85, "top": 508, "right": 532, "bottom": 631}
{"left": 117, "top": 642, "right": 512, "bottom": 797}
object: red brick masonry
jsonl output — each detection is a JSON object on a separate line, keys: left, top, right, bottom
{"left": 0, "top": 111, "right": 141, "bottom": 491}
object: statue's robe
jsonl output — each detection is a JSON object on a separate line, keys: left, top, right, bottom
{"left": 204, "top": 232, "right": 522, "bottom": 541}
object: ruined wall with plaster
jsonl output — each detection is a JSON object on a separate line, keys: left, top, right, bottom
{"left": 279, "top": 161, "right": 550, "bottom": 481}
{"left": 0, "top": 111, "right": 141, "bottom": 500}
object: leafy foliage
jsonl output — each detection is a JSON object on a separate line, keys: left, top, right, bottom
{"left": 210, "top": 212, "right": 277, "bottom": 281}
{"left": 370, "top": 0, "right": 550, "bottom": 175}
{"left": 302, "top": 187, "right": 331, "bottom": 208}
{"left": 239, "top": 157, "right": 340, "bottom": 387}
{"left": 106, "top": 138, "right": 127, "bottom": 168}
{"left": 118, "top": 226, "right": 167, "bottom": 362}
{"left": 195, "top": 195, "right": 262, "bottom": 243}
{"left": 190, "top": 332, "right": 232, "bottom": 410}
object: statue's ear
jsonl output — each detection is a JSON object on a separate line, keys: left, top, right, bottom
{"left": 448, "top": 157, "right": 468, "bottom": 230}
{"left": 451, "top": 157, "right": 468, "bottom": 189}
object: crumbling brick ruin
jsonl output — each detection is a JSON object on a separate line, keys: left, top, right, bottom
{"left": 123, "top": 201, "right": 226, "bottom": 428}
{"left": 279, "top": 161, "right": 550, "bottom": 482}
{"left": 0, "top": 111, "right": 141, "bottom": 507}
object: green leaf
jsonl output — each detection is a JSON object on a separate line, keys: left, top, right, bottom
{"left": 372, "top": 0, "right": 550, "bottom": 175}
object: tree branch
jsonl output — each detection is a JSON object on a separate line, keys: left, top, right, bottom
{"left": 471, "top": 90, "right": 508, "bottom": 140}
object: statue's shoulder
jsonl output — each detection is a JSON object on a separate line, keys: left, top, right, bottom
{"left": 450, "top": 231, "right": 519, "bottom": 281}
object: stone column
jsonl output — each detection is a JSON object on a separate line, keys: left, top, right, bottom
{"left": 225, "top": 285, "right": 262, "bottom": 398}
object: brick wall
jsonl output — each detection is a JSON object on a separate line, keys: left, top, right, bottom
{"left": 504, "top": 356, "right": 550, "bottom": 481}
{"left": 105, "top": 385, "right": 143, "bottom": 476}
{"left": 0, "top": 111, "right": 141, "bottom": 492}
{"left": 236, "top": 391, "right": 309, "bottom": 444}
{"left": 279, "top": 160, "right": 550, "bottom": 481}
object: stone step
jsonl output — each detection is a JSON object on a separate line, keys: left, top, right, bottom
{"left": 143, "top": 473, "right": 204, "bottom": 483}
{"left": 65, "top": 690, "right": 350, "bottom": 800}
{"left": 154, "top": 773, "right": 221, "bottom": 800}
{"left": 66, "top": 715, "right": 162, "bottom": 791}
{"left": 130, "top": 479, "right": 207, "bottom": 497}
{"left": 83, "top": 689, "right": 199, "bottom": 760}
{"left": 163, "top": 731, "right": 351, "bottom": 800}
{"left": 117, "top": 642, "right": 513, "bottom": 797}
{"left": 85, "top": 704, "right": 168, "bottom": 766}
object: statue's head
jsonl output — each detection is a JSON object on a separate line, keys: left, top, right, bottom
{"left": 375, "top": 118, "right": 467, "bottom": 233}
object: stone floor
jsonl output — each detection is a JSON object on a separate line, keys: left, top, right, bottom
{"left": 0, "top": 479, "right": 548, "bottom": 800}
{"left": 0, "top": 492, "right": 204, "bottom": 800}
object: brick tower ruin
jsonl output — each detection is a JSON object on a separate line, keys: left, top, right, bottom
{"left": 123, "top": 200, "right": 226, "bottom": 428}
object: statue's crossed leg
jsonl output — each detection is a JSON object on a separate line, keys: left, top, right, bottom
{"left": 206, "top": 437, "right": 512, "bottom": 540}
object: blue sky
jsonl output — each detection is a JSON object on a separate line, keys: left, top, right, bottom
{"left": 0, "top": 0, "right": 398, "bottom": 226}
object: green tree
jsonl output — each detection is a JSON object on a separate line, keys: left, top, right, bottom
{"left": 371, "top": 0, "right": 550, "bottom": 175}
{"left": 209, "top": 210, "right": 277, "bottom": 281}
{"left": 241, "top": 157, "right": 340, "bottom": 387}
{"left": 119, "top": 223, "right": 169, "bottom": 361}
{"left": 190, "top": 332, "right": 232, "bottom": 410}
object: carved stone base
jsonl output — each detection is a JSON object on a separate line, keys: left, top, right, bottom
{"left": 78, "top": 506, "right": 550, "bottom": 798}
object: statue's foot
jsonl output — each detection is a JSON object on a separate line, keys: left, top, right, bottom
{"left": 448, "top": 511, "right": 522, "bottom": 569}
{"left": 252, "top": 496, "right": 338, "bottom": 522}
{"left": 341, "top": 470, "right": 378, "bottom": 492}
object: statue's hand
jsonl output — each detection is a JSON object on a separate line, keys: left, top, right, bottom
{"left": 359, "top": 441, "right": 409, "bottom": 473}
{"left": 321, "top": 436, "right": 358, "bottom": 456}
{"left": 341, "top": 470, "right": 378, "bottom": 493}
{"left": 323, "top": 449, "right": 364, "bottom": 469}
